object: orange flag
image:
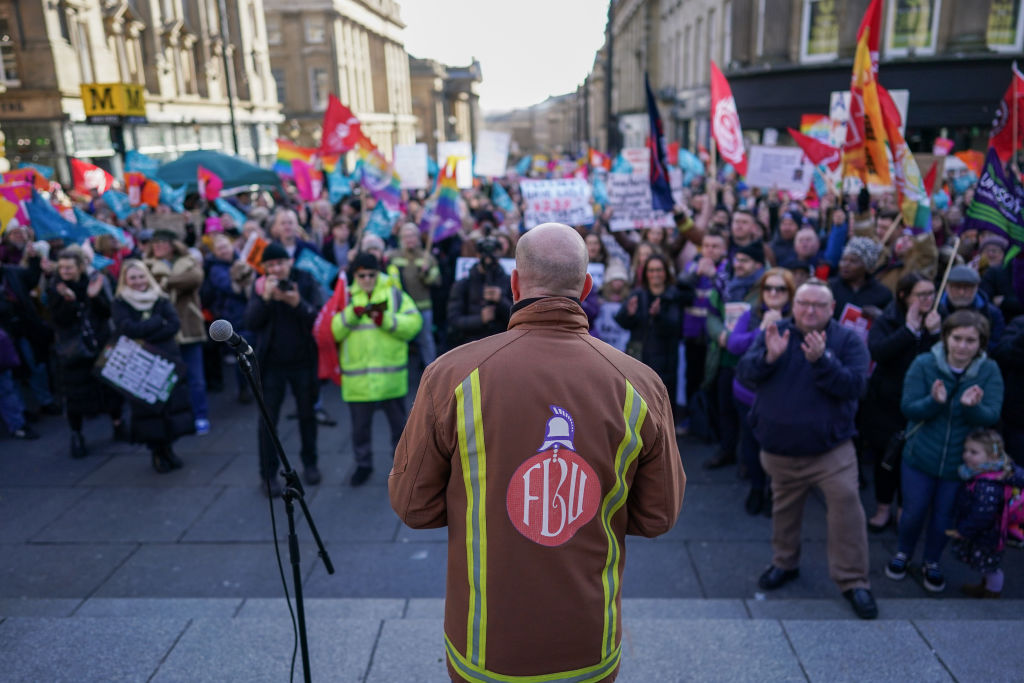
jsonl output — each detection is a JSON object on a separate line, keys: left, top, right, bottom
{"left": 843, "top": 0, "right": 889, "bottom": 185}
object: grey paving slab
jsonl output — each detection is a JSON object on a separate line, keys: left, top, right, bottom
{"left": 365, "top": 618, "right": 448, "bottom": 683}
{"left": 878, "top": 598, "right": 1024, "bottom": 620}
{"left": 305, "top": 485, "right": 402, "bottom": 542}
{"left": 75, "top": 597, "right": 242, "bottom": 618}
{"left": 915, "top": 620, "right": 1020, "bottom": 683}
{"left": 0, "top": 598, "right": 80, "bottom": 616}
{"left": 621, "top": 598, "right": 750, "bottom": 619}
{"left": 76, "top": 452, "right": 236, "bottom": 487}
{"left": 0, "top": 443, "right": 111, "bottom": 486}
{"left": 303, "top": 542, "right": 446, "bottom": 597}
{"left": 180, "top": 485, "right": 311, "bottom": 542}
{"left": 783, "top": 619, "right": 951, "bottom": 682}
{"left": 0, "top": 616, "right": 186, "bottom": 683}
{"left": 0, "top": 487, "right": 91, "bottom": 542}
{"left": 150, "top": 617, "right": 379, "bottom": 683}
{"left": 208, "top": 447, "right": 267, "bottom": 486}
{"left": 396, "top": 524, "right": 449, "bottom": 543}
{"left": 237, "top": 597, "right": 405, "bottom": 620}
{"left": 32, "top": 486, "right": 223, "bottom": 543}
{"left": 616, "top": 619, "right": 805, "bottom": 682}
{"left": 747, "top": 597, "right": 874, "bottom": 620}
{"left": 0, "top": 544, "right": 137, "bottom": 598}
{"left": 620, "top": 537, "right": 702, "bottom": 598}
{"left": 404, "top": 598, "right": 444, "bottom": 618}
{"left": 94, "top": 543, "right": 319, "bottom": 598}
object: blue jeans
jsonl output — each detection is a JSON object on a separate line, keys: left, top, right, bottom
{"left": 16, "top": 337, "right": 54, "bottom": 407}
{"left": 179, "top": 342, "right": 208, "bottom": 421}
{"left": 897, "top": 460, "right": 960, "bottom": 564}
{"left": 0, "top": 369, "right": 26, "bottom": 433}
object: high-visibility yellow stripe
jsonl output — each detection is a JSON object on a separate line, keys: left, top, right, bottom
{"left": 470, "top": 369, "right": 488, "bottom": 664}
{"left": 455, "top": 369, "right": 487, "bottom": 668}
{"left": 446, "top": 635, "right": 621, "bottom": 683}
{"left": 598, "top": 382, "right": 647, "bottom": 658}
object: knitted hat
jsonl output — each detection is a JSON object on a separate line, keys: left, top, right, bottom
{"left": 842, "top": 236, "right": 882, "bottom": 268}
{"left": 979, "top": 233, "right": 1009, "bottom": 253}
{"left": 360, "top": 233, "right": 386, "bottom": 253}
{"left": 947, "top": 265, "right": 981, "bottom": 285}
{"left": 603, "top": 260, "right": 629, "bottom": 284}
{"left": 260, "top": 242, "right": 290, "bottom": 263}
{"left": 734, "top": 240, "right": 765, "bottom": 265}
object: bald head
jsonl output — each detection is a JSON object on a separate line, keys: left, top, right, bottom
{"left": 513, "top": 223, "right": 589, "bottom": 300}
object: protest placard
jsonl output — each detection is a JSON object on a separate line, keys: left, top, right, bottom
{"left": 95, "top": 336, "right": 178, "bottom": 405}
{"left": 606, "top": 173, "right": 674, "bottom": 231}
{"left": 745, "top": 146, "right": 816, "bottom": 197}
{"left": 437, "top": 141, "right": 473, "bottom": 188}
{"left": 474, "top": 131, "right": 511, "bottom": 178}
{"left": 519, "top": 178, "right": 594, "bottom": 228}
{"left": 621, "top": 147, "right": 650, "bottom": 177}
{"left": 394, "top": 143, "right": 429, "bottom": 189}
{"left": 144, "top": 212, "right": 187, "bottom": 238}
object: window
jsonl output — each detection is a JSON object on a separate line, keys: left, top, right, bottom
{"left": 988, "top": 0, "right": 1024, "bottom": 51}
{"left": 304, "top": 18, "right": 324, "bottom": 44}
{"left": 310, "top": 67, "right": 328, "bottom": 111}
{"left": 0, "top": 18, "right": 19, "bottom": 85}
{"left": 266, "top": 14, "right": 281, "bottom": 45}
{"left": 886, "top": 0, "right": 941, "bottom": 56}
{"left": 75, "top": 19, "right": 94, "bottom": 83}
{"left": 272, "top": 68, "right": 286, "bottom": 105}
{"left": 800, "top": 0, "right": 839, "bottom": 62}
{"left": 756, "top": 0, "right": 765, "bottom": 57}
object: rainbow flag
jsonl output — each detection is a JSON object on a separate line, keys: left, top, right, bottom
{"left": 357, "top": 146, "right": 402, "bottom": 211}
{"left": 274, "top": 139, "right": 318, "bottom": 177}
{"left": 420, "top": 160, "right": 461, "bottom": 242}
{"left": 878, "top": 85, "right": 930, "bottom": 233}
{"left": 799, "top": 114, "right": 831, "bottom": 144}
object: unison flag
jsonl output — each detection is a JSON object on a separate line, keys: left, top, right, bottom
{"left": 327, "top": 166, "right": 352, "bottom": 204}
{"left": 125, "top": 150, "right": 161, "bottom": 177}
{"left": 710, "top": 61, "right": 748, "bottom": 176}
{"left": 645, "top": 73, "right": 675, "bottom": 211}
{"left": 158, "top": 181, "right": 186, "bottom": 213}
{"left": 989, "top": 63, "right": 1024, "bottom": 163}
{"left": 963, "top": 147, "right": 1024, "bottom": 249}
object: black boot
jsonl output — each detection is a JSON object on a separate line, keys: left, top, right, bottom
{"left": 150, "top": 445, "right": 172, "bottom": 473}
{"left": 112, "top": 420, "right": 129, "bottom": 442}
{"left": 164, "top": 445, "right": 184, "bottom": 470}
{"left": 70, "top": 431, "right": 87, "bottom": 459}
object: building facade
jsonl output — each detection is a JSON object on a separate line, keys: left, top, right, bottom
{"left": 265, "top": 0, "right": 415, "bottom": 160}
{"left": 0, "top": 0, "right": 282, "bottom": 182}
{"left": 409, "top": 56, "right": 481, "bottom": 158}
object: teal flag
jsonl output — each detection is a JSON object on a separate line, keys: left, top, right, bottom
{"left": 73, "top": 208, "right": 129, "bottom": 244}
{"left": 491, "top": 183, "right": 516, "bottom": 213}
{"left": 327, "top": 167, "right": 352, "bottom": 204}
{"left": 515, "top": 156, "right": 532, "bottom": 176}
{"left": 158, "top": 180, "right": 186, "bottom": 213}
{"left": 214, "top": 198, "right": 247, "bottom": 226}
{"left": 102, "top": 190, "right": 135, "bottom": 220}
{"left": 364, "top": 202, "right": 400, "bottom": 241}
{"left": 125, "top": 150, "right": 161, "bottom": 177}
{"left": 26, "top": 192, "right": 76, "bottom": 242}
{"left": 294, "top": 249, "right": 339, "bottom": 298}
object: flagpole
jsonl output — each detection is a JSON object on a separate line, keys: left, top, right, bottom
{"left": 879, "top": 213, "right": 903, "bottom": 246}
{"left": 710, "top": 137, "right": 717, "bottom": 185}
{"left": 932, "top": 236, "right": 961, "bottom": 314}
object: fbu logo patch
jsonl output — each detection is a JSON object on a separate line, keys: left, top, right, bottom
{"left": 506, "top": 406, "right": 600, "bottom": 546}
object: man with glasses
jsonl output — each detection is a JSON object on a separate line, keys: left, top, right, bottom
{"left": 938, "top": 265, "right": 1005, "bottom": 350}
{"left": 737, "top": 279, "right": 877, "bottom": 619}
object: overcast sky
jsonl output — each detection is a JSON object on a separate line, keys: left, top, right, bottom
{"left": 400, "top": 1, "right": 609, "bottom": 113}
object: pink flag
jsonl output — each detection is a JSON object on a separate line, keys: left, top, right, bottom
{"left": 198, "top": 165, "right": 223, "bottom": 201}
{"left": 292, "top": 159, "right": 323, "bottom": 202}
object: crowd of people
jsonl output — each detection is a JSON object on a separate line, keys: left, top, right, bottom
{"left": 1, "top": 156, "right": 1022, "bottom": 610}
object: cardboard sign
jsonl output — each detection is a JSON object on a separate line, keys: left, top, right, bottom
{"left": 95, "top": 336, "right": 178, "bottom": 405}
{"left": 144, "top": 212, "right": 187, "bottom": 239}
{"left": 437, "top": 141, "right": 473, "bottom": 189}
{"left": 394, "top": 143, "right": 429, "bottom": 189}
{"left": 519, "top": 178, "right": 594, "bottom": 228}
{"left": 745, "top": 146, "right": 816, "bottom": 197}
{"left": 606, "top": 173, "right": 674, "bottom": 232}
{"left": 474, "top": 130, "right": 511, "bottom": 178}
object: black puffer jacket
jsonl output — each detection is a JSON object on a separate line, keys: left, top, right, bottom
{"left": 446, "top": 262, "right": 513, "bottom": 345}
{"left": 614, "top": 285, "right": 685, "bottom": 396}
{"left": 243, "top": 268, "right": 322, "bottom": 368}
{"left": 48, "top": 274, "right": 116, "bottom": 415}
{"left": 992, "top": 314, "right": 1024, "bottom": 426}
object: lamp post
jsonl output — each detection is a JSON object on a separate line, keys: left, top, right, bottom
{"left": 216, "top": 0, "right": 241, "bottom": 155}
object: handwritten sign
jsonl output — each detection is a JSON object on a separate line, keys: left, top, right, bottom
{"left": 519, "top": 178, "right": 594, "bottom": 228}
{"left": 745, "top": 146, "right": 815, "bottom": 197}
{"left": 394, "top": 143, "right": 428, "bottom": 189}
{"left": 474, "top": 130, "right": 511, "bottom": 178}
{"left": 621, "top": 147, "right": 650, "bottom": 177}
{"left": 606, "top": 173, "right": 674, "bottom": 232}
{"left": 96, "top": 336, "right": 178, "bottom": 405}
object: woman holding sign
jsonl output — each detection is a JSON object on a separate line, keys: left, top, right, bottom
{"left": 111, "top": 260, "right": 194, "bottom": 473}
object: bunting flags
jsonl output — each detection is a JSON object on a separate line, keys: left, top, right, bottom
{"left": 710, "top": 61, "right": 748, "bottom": 176}
{"left": 420, "top": 160, "right": 461, "bottom": 242}
{"left": 645, "top": 73, "right": 675, "bottom": 211}
{"left": 964, "top": 147, "right": 1024, "bottom": 248}
{"left": 787, "top": 128, "right": 842, "bottom": 172}
{"left": 989, "top": 63, "right": 1024, "bottom": 163}
{"left": 291, "top": 158, "right": 323, "bottom": 202}
{"left": 274, "top": 138, "right": 318, "bottom": 177}
{"left": 319, "top": 95, "right": 372, "bottom": 156}
{"left": 843, "top": 0, "right": 889, "bottom": 184}
{"left": 197, "top": 165, "right": 223, "bottom": 201}
{"left": 70, "top": 159, "right": 114, "bottom": 195}
{"left": 878, "top": 85, "right": 930, "bottom": 232}
{"left": 357, "top": 146, "right": 402, "bottom": 211}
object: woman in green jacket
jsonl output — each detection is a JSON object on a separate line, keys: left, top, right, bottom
{"left": 885, "top": 310, "right": 1004, "bottom": 593}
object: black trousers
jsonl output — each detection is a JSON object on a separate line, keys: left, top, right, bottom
{"left": 258, "top": 363, "right": 318, "bottom": 481}
{"left": 349, "top": 398, "right": 407, "bottom": 469}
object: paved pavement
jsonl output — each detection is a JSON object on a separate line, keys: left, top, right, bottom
{"left": 1, "top": 374, "right": 1021, "bottom": 681}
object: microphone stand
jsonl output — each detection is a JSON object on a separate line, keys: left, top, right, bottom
{"left": 235, "top": 347, "right": 334, "bottom": 683}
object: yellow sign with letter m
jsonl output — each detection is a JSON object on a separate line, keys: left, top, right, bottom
{"left": 80, "top": 83, "right": 147, "bottom": 120}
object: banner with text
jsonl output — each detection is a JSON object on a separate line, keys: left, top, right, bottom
{"left": 519, "top": 178, "right": 594, "bottom": 228}
{"left": 606, "top": 173, "right": 674, "bottom": 231}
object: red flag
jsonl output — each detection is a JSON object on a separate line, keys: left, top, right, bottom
{"left": 710, "top": 61, "right": 747, "bottom": 176}
{"left": 923, "top": 161, "right": 938, "bottom": 197}
{"left": 787, "top": 128, "right": 841, "bottom": 171}
{"left": 197, "top": 165, "right": 223, "bottom": 201}
{"left": 989, "top": 63, "right": 1024, "bottom": 163}
{"left": 319, "top": 95, "right": 372, "bottom": 156}
{"left": 667, "top": 141, "right": 680, "bottom": 166}
{"left": 70, "top": 159, "right": 114, "bottom": 195}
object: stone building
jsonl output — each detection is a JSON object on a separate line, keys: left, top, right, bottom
{"left": 264, "top": 0, "right": 415, "bottom": 160}
{"left": 408, "top": 56, "right": 481, "bottom": 159}
{"left": 0, "top": 0, "right": 282, "bottom": 182}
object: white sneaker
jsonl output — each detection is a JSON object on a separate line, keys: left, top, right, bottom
{"left": 195, "top": 418, "right": 210, "bottom": 436}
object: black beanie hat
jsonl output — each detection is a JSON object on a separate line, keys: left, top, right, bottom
{"left": 350, "top": 251, "right": 380, "bottom": 272}
{"left": 260, "top": 242, "right": 290, "bottom": 263}
{"left": 735, "top": 240, "right": 765, "bottom": 265}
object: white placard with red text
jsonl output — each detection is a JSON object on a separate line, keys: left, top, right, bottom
{"left": 519, "top": 178, "right": 594, "bottom": 228}
{"left": 606, "top": 173, "right": 674, "bottom": 232}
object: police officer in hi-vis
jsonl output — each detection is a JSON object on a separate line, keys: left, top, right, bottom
{"left": 390, "top": 222, "right": 686, "bottom": 683}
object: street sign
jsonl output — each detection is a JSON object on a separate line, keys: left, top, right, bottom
{"left": 80, "top": 83, "right": 147, "bottom": 124}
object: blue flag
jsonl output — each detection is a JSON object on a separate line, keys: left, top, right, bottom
{"left": 158, "top": 181, "right": 186, "bottom": 213}
{"left": 214, "top": 198, "right": 247, "bottom": 226}
{"left": 645, "top": 73, "right": 674, "bottom": 212}
{"left": 92, "top": 254, "right": 116, "bottom": 271}
{"left": 515, "top": 156, "right": 532, "bottom": 176}
{"left": 592, "top": 174, "right": 609, "bottom": 208}
{"left": 364, "top": 202, "right": 401, "bottom": 241}
{"left": 611, "top": 154, "right": 632, "bottom": 174}
{"left": 26, "top": 192, "right": 76, "bottom": 242}
{"left": 677, "top": 148, "right": 705, "bottom": 184}
{"left": 327, "top": 167, "right": 352, "bottom": 204}
{"left": 73, "top": 208, "right": 128, "bottom": 244}
{"left": 125, "top": 150, "right": 161, "bottom": 177}
{"left": 294, "top": 249, "right": 339, "bottom": 299}
{"left": 17, "top": 162, "right": 54, "bottom": 180}
{"left": 491, "top": 183, "right": 516, "bottom": 213}
{"left": 427, "top": 156, "right": 439, "bottom": 177}
{"left": 102, "top": 190, "right": 135, "bottom": 221}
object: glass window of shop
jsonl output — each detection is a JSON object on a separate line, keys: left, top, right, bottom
{"left": 2, "top": 122, "right": 62, "bottom": 169}
{"left": 988, "top": 0, "right": 1024, "bottom": 51}
{"left": 800, "top": 0, "right": 839, "bottom": 63}
{"left": 886, "top": 0, "right": 941, "bottom": 56}
{"left": 0, "top": 18, "right": 19, "bottom": 86}
{"left": 310, "top": 67, "right": 328, "bottom": 111}
{"left": 72, "top": 123, "right": 113, "bottom": 157}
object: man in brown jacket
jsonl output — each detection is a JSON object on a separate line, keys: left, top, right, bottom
{"left": 390, "top": 223, "right": 686, "bottom": 683}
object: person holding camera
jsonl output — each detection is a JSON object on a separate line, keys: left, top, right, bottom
{"left": 446, "top": 236, "right": 513, "bottom": 347}
{"left": 243, "top": 243, "right": 324, "bottom": 497}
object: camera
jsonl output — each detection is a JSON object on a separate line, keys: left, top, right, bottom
{"left": 277, "top": 280, "right": 295, "bottom": 292}
{"left": 476, "top": 237, "right": 500, "bottom": 258}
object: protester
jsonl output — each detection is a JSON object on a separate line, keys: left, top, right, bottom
{"left": 446, "top": 234, "right": 512, "bottom": 346}
{"left": 202, "top": 234, "right": 254, "bottom": 403}
{"left": 769, "top": 210, "right": 801, "bottom": 267}
{"left": 387, "top": 223, "right": 440, "bottom": 368}
{"left": 48, "top": 246, "right": 125, "bottom": 458}
{"left": 887, "top": 310, "right": 1004, "bottom": 593}
{"left": 270, "top": 208, "right": 319, "bottom": 260}
{"left": 992, "top": 314, "right": 1024, "bottom": 457}
{"left": 830, "top": 236, "right": 892, "bottom": 321}
{"left": 737, "top": 279, "right": 877, "bottom": 619}
{"left": 589, "top": 260, "right": 631, "bottom": 351}
{"left": 390, "top": 223, "right": 685, "bottom": 682}
{"left": 111, "top": 260, "right": 193, "bottom": 472}
{"left": 331, "top": 252, "right": 421, "bottom": 486}
{"left": 937, "top": 265, "right": 1005, "bottom": 350}
{"left": 243, "top": 243, "right": 323, "bottom": 496}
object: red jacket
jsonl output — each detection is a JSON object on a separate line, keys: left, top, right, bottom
{"left": 390, "top": 297, "right": 686, "bottom": 682}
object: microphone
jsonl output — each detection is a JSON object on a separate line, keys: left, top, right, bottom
{"left": 209, "top": 319, "right": 253, "bottom": 356}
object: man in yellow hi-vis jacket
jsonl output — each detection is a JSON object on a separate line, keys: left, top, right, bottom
{"left": 390, "top": 223, "right": 686, "bottom": 682}
{"left": 333, "top": 251, "right": 421, "bottom": 487}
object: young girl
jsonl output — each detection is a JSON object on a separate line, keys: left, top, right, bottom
{"left": 947, "top": 429, "right": 1024, "bottom": 598}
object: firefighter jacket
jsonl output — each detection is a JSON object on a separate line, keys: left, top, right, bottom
{"left": 390, "top": 296, "right": 686, "bottom": 683}
{"left": 331, "top": 276, "right": 422, "bottom": 403}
